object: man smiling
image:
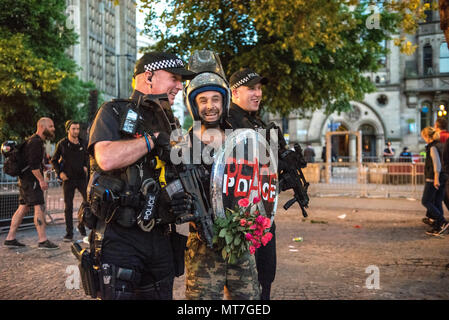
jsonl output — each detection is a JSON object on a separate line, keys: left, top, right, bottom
{"left": 183, "top": 50, "right": 260, "bottom": 300}
{"left": 227, "top": 68, "right": 276, "bottom": 300}
{"left": 229, "top": 68, "right": 268, "bottom": 122}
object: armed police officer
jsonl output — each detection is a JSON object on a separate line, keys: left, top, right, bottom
{"left": 227, "top": 68, "right": 312, "bottom": 300}
{"left": 182, "top": 51, "right": 260, "bottom": 300}
{"left": 86, "top": 52, "right": 196, "bottom": 300}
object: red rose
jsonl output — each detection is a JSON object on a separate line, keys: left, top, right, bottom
{"left": 238, "top": 198, "right": 250, "bottom": 207}
{"left": 253, "top": 196, "right": 261, "bottom": 204}
{"left": 261, "top": 232, "right": 273, "bottom": 246}
{"left": 249, "top": 245, "right": 256, "bottom": 255}
{"left": 263, "top": 217, "right": 271, "bottom": 229}
{"left": 256, "top": 215, "right": 265, "bottom": 225}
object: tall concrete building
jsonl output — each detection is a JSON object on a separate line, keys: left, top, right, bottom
{"left": 269, "top": 7, "right": 449, "bottom": 161}
{"left": 66, "top": 0, "right": 137, "bottom": 101}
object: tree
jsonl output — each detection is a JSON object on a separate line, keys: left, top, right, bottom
{"left": 0, "top": 0, "right": 96, "bottom": 141}
{"left": 140, "top": 0, "right": 432, "bottom": 116}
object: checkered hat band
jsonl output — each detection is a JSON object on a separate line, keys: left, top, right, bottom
{"left": 144, "top": 59, "right": 184, "bottom": 72}
{"left": 231, "top": 72, "right": 259, "bottom": 89}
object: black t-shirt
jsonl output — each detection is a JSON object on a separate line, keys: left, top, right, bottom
{"left": 51, "top": 137, "right": 88, "bottom": 180}
{"left": 88, "top": 90, "right": 179, "bottom": 180}
{"left": 21, "top": 134, "right": 45, "bottom": 182}
{"left": 88, "top": 95, "right": 138, "bottom": 174}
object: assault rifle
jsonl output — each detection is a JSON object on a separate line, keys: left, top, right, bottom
{"left": 267, "top": 123, "right": 310, "bottom": 217}
{"left": 175, "top": 164, "right": 215, "bottom": 248}
{"left": 152, "top": 139, "right": 215, "bottom": 248}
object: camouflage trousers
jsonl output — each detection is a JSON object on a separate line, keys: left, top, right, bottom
{"left": 185, "top": 232, "right": 260, "bottom": 300}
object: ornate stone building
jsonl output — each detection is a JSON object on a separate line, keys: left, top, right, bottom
{"left": 66, "top": 0, "right": 137, "bottom": 100}
{"left": 269, "top": 8, "right": 449, "bottom": 161}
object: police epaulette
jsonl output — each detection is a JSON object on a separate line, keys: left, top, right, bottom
{"left": 109, "top": 99, "right": 136, "bottom": 117}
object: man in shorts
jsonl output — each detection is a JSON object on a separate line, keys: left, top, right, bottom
{"left": 3, "top": 117, "right": 59, "bottom": 250}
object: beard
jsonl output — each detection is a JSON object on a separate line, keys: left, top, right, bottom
{"left": 43, "top": 129, "right": 55, "bottom": 140}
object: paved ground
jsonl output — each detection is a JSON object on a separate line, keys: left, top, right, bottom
{"left": 1, "top": 191, "right": 449, "bottom": 300}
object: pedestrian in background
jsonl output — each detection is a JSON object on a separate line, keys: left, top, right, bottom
{"left": 3, "top": 118, "right": 59, "bottom": 250}
{"left": 420, "top": 126, "right": 449, "bottom": 236}
{"left": 399, "top": 147, "right": 412, "bottom": 162}
{"left": 435, "top": 118, "right": 449, "bottom": 143}
{"left": 434, "top": 117, "right": 449, "bottom": 211}
{"left": 51, "top": 120, "right": 88, "bottom": 242}
{"left": 304, "top": 143, "right": 316, "bottom": 163}
{"left": 383, "top": 141, "right": 395, "bottom": 162}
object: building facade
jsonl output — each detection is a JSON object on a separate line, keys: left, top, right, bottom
{"left": 66, "top": 0, "right": 137, "bottom": 101}
{"left": 269, "top": 8, "right": 449, "bottom": 162}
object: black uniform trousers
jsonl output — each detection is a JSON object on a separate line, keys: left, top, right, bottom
{"left": 255, "top": 221, "right": 276, "bottom": 300}
{"left": 63, "top": 179, "right": 87, "bottom": 236}
{"left": 100, "top": 222, "right": 175, "bottom": 300}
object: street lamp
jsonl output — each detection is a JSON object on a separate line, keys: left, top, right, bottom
{"left": 438, "top": 104, "right": 447, "bottom": 117}
{"left": 105, "top": 53, "right": 132, "bottom": 98}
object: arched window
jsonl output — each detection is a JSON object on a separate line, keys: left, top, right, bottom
{"left": 423, "top": 45, "right": 433, "bottom": 75}
{"left": 440, "top": 43, "right": 449, "bottom": 73}
{"left": 359, "top": 124, "right": 376, "bottom": 159}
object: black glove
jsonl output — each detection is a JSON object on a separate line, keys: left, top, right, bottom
{"left": 153, "top": 131, "right": 171, "bottom": 163}
{"left": 169, "top": 192, "right": 193, "bottom": 217}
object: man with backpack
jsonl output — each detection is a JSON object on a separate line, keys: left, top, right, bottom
{"left": 3, "top": 117, "right": 59, "bottom": 250}
{"left": 51, "top": 120, "right": 89, "bottom": 242}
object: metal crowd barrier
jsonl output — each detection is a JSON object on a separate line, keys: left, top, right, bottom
{"left": 0, "top": 169, "right": 83, "bottom": 233}
{"left": 303, "top": 161, "right": 425, "bottom": 199}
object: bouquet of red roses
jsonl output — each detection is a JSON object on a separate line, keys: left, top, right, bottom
{"left": 213, "top": 196, "right": 273, "bottom": 264}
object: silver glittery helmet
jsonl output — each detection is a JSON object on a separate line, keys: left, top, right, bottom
{"left": 184, "top": 50, "right": 230, "bottom": 128}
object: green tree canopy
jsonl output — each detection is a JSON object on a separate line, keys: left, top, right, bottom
{"left": 140, "top": 0, "right": 430, "bottom": 116}
{"left": 0, "top": 0, "right": 96, "bottom": 142}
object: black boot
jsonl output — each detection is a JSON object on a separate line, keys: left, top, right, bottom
{"left": 260, "top": 282, "right": 272, "bottom": 300}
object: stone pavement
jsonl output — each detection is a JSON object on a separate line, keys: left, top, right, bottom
{"left": 1, "top": 191, "right": 449, "bottom": 300}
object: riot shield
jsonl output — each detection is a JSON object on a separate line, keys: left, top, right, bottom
{"left": 210, "top": 129, "right": 279, "bottom": 222}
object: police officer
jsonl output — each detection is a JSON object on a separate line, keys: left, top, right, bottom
{"left": 182, "top": 51, "right": 260, "bottom": 300}
{"left": 227, "top": 68, "right": 276, "bottom": 300}
{"left": 87, "top": 52, "right": 196, "bottom": 300}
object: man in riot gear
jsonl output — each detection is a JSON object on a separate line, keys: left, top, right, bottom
{"left": 182, "top": 50, "right": 260, "bottom": 300}
{"left": 85, "top": 51, "right": 196, "bottom": 300}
